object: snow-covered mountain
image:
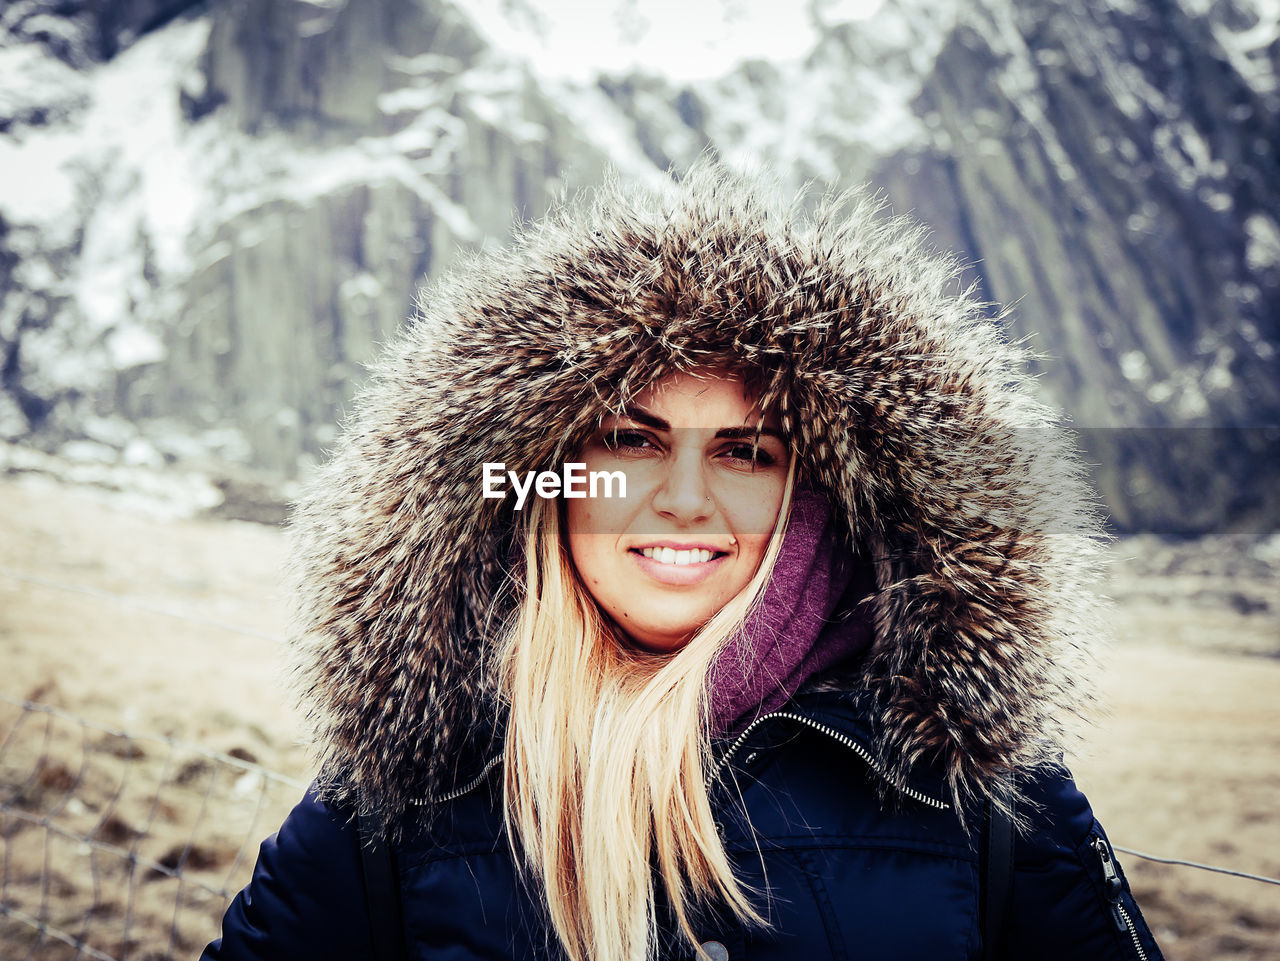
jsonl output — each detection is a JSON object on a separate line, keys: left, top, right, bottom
{"left": 1, "top": 0, "right": 1276, "bottom": 532}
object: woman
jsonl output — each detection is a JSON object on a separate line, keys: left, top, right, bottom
{"left": 203, "top": 165, "right": 1164, "bottom": 960}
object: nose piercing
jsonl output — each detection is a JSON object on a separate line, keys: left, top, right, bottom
{"left": 730, "top": 537, "right": 737, "bottom": 546}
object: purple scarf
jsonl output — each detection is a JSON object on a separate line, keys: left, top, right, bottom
{"left": 707, "top": 487, "right": 875, "bottom": 737}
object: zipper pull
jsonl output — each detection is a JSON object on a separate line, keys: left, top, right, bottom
{"left": 1091, "top": 836, "right": 1128, "bottom": 932}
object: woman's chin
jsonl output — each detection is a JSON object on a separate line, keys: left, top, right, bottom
{"left": 617, "top": 614, "right": 710, "bottom": 655}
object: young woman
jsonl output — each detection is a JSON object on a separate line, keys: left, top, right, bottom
{"left": 203, "top": 166, "right": 1164, "bottom": 960}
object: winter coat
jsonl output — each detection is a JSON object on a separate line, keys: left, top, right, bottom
{"left": 202, "top": 166, "right": 1164, "bottom": 960}
{"left": 203, "top": 688, "right": 1162, "bottom": 960}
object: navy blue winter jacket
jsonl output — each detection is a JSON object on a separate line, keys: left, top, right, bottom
{"left": 202, "top": 690, "right": 1163, "bottom": 961}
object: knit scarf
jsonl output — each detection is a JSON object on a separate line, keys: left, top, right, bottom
{"left": 707, "top": 487, "right": 876, "bottom": 737}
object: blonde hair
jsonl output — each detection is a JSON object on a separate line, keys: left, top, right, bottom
{"left": 498, "top": 456, "right": 797, "bottom": 961}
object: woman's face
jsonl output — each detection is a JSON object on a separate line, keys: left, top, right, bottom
{"left": 566, "top": 369, "right": 789, "bottom": 653}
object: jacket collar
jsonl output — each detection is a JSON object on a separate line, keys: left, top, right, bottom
{"left": 443, "top": 684, "right": 954, "bottom": 814}
{"left": 708, "top": 683, "right": 956, "bottom": 814}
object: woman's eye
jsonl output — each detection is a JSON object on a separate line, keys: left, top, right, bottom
{"left": 721, "top": 443, "right": 776, "bottom": 468}
{"left": 603, "top": 429, "right": 656, "bottom": 452}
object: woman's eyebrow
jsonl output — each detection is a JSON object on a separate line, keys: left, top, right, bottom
{"left": 613, "top": 407, "right": 670, "bottom": 430}
{"left": 613, "top": 407, "right": 782, "bottom": 441}
{"left": 715, "top": 425, "right": 784, "bottom": 442}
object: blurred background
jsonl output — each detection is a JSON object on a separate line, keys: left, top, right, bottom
{"left": 0, "top": 0, "right": 1277, "bottom": 958}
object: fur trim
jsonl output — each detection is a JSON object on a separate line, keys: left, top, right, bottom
{"left": 286, "top": 163, "right": 1107, "bottom": 828}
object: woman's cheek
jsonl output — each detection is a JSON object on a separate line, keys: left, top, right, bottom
{"left": 587, "top": 468, "right": 659, "bottom": 534}
{"left": 565, "top": 459, "right": 630, "bottom": 534}
{"left": 718, "top": 476, "right": 788, "bottom": 538}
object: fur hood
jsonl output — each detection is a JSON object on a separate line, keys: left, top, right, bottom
{"left": 286, "top": 165, "right": 1105, "bottom": 829}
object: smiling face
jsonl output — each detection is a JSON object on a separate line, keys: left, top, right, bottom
{"left": 566, "top": 369, "right": 791, "bottom": 653}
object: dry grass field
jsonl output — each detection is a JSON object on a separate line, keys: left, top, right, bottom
{"left": 1, "top": 470, "right": 1277, "bottom": 960}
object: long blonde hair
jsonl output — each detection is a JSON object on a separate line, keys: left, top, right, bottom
{"left": 498, "top": 456, "right": 797, "bottom": 961}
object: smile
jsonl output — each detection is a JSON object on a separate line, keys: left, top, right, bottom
{"left": 627, "top": 544, "right": 731, "bottom": 587}
{"left": 634, "top": 547, "right": 724, "bottom": 565}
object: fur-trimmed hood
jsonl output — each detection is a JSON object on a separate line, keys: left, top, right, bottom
{"left": 287, "top": 164, "right": 1105, "bottom": 829}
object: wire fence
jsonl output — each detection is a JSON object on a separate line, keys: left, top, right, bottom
{"left": 1114, "top": 845, "right": 1280, "bottom": 888}
{"left": 0, "top": 695, "right": 306, "bottom": 961}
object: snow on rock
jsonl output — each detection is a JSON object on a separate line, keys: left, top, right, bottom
{"left": 0, "top": 16, "right": 215, "bottom": 452}
{"left": 40, "top": 17, "right": 214, "bottom": 275}
{"left": 0, "top": 42, "right": 87, "bottom": 127}
{"left": 0, "top": 127, "right": 81, "bottom": 230}
{"left": 106, "top": 325, "right": 167, "bottom": 370}
{"left": 1211, "top": 0, "right": 1280, "bottom": 97}
{"left": 0, "top": 441, "right": 229, "bottom": 521}
{"left": 1245, "top": 212, "right": 1280, "bottom": 270}
{"left": 0, "top": 0, "right": 1275, "bottom": 532}
{"left": 458, "top": 0, "right": 837, "bottom": 83}
{"left": 1, "top": 0, "right": 603, "bottom": 476}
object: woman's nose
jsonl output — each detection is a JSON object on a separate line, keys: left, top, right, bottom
{"left": 650, "top": 451, "right": 713, "bottom": 523}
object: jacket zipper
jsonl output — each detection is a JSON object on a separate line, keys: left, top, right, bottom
{"left": 409, "top": 753, "right": 503, "bottom": 805}
{"left": 421, "top": 711, "right": 952, "bottom": 811}
{"left": 1091, "top": 834, "right": 1148, "bottom": 961}
{"left": 713, "top": 710, "right": 950, "bottom": 810}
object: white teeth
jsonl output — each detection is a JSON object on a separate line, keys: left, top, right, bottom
{"left": 639, "top": 547, "right": 717, "bottom": 565}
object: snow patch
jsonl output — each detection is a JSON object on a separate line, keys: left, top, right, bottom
{"left": 1154, "top": 121, "right": 1228, "bottom": 190}
{"left": 697, "top": 0, "right": 959, "bottom": 168}
{"left": 0, "top": 132, "right": 80, "bottom": 227}
{"left": 20, "top": 323, "right": 112, "bottom": 394}
{"left": 1212, "top": 0, "right": 1280, "bottom": 95}
{"left": 458, "top": 0, "right": 829, "bottom": 83}
{"left": 0, "top": 393, "right": 29, "bottom": 440}
{"left": 378, "top": 86, "right": 442, "bottom": 115}
{"left": 385, "top": 53, "right": 464, "bottom": 76}
{"left": 339, "top": 273, "right": 383, "bottom": 300}
{"left": 539, "top": 81, "right": 671, "bottom": 185}
{"left": 981, "top": 3, "right": 1083, "bottom": 188}
{"left": 1120, "top": 350, "right": 1151, "bottom": 383}
{"left": 822, "top": 0, "right": 888, "bottom": 20}
{"left": 1173, "top": 379, "right": 1210, "bottom": 419}
{"left": 0, "top": 443, "right": 229, "bottom": 521}
{"left": 107, "top": 324, "right": 167, "bottom": 369}
{"left": 78, "top": 17, "right": 214, "bottom": 278}
{"left": 123, "top": 437, "right": 166, "bottom": 469}
{"left": 1245, "top": 213, "right": 1280, "bottom": 270}
{"left": 1203, "top": 346, "right": 1236, "bottom": 393}
{"left": 0, "top": 42, "right": 87, "bottom": 123}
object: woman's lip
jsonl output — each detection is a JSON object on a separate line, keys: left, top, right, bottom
{"left": 629, "top": 549, "right": 728, "bottom": 586}
{"left": 631, "top": 540, "right": 730, "bottom": 552}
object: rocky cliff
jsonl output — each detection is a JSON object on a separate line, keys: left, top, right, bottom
{"left": 1, "top": 0, "right": 1276, "bottom": 531}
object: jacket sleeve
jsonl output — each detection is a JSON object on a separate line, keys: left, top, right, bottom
{"left": 1004, "top": 761, "right": 1164, "bottom": 960}
{"left": 200, "top": 783, "right": 377, "bottom": 961}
